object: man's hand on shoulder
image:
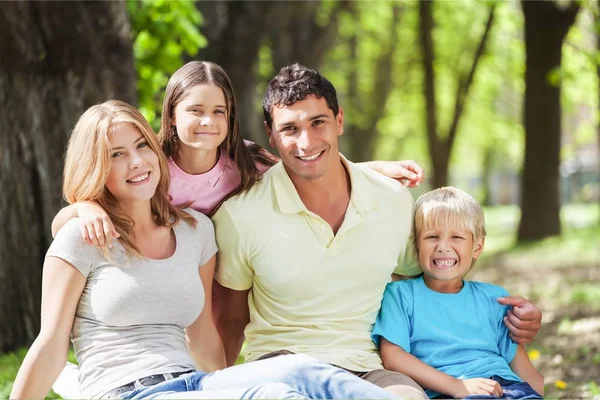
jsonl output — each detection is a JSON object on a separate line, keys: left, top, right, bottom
{"left": 497, "top": 296, "right": 542, "bottom": 344}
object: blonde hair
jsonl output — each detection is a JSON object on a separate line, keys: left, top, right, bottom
{"left": 413, "top": 187, "right": 486, "bottom": 255}
{"left": 63, "top": 100, "right": 196, "bottom": 257}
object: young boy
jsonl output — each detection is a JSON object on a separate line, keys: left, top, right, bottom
{"left": 372, "top": 187, "right": 544, "bottom": 399}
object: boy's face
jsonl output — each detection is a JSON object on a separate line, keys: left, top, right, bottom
{"left": 417, "top": 224, "right": 484, "bottom": 288}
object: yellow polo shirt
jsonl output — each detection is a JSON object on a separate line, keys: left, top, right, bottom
{"left": 213, "top": 156, "right": 421, "bottom": 371}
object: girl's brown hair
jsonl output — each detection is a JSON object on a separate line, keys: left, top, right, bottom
{"left": 158, "top": 61, "right": 277, "bottom": 214}
{"left": 63, "top": 100, "right": 196, "bottom": 257}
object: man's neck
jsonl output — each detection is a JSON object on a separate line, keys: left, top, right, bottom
{"left": 287, "top": 157, "right": 351, "bottom": 233}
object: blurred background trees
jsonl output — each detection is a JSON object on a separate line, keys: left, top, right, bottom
{"left": 1, "top": 0, "right": 599, "bottom": 396}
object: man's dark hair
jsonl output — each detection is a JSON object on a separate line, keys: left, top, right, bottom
{"left": 262, "top": 63, "right": 339, "bottom": 129}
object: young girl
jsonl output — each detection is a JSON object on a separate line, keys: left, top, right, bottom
{"left": 51, "top": 61, "right": 424, "bottom": 247}
{"left": 10, "top": 101, "right": 396, "bottom": 400}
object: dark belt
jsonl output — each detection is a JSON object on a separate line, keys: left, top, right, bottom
{"left": 103, "top": 369, "right": 194, "bottom": 399}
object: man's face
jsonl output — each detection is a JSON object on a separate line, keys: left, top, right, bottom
{"left": 266, "top": 95, "right": 344, "bottom": 182}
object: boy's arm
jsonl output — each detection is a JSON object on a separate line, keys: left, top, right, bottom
{"left": 510, "top": 345, "right": 544, "bottom": 396}
{"left": 380, "top": 338, "right": 503, "bottom": 398}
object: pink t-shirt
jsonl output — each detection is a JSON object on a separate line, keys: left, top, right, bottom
{"left": 168, "top": 149, "right": 270, "bottom": 215}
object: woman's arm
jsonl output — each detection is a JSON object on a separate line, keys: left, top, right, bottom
{"left": 51, "top": 202, "right": 119, "bottom": 247}
{"left": 186, "top": 254, "right": 227, "bottom": 372}
{"left": 359, "top": 160, "right": 424, "bottom": 187}
{"left": 380, "top": 338, "right": 503, "bottom": 398}
{"left": 10, "top": 257, "right": 86, "bottom": 399}
{"left": 510, "top": 345, "right": 544, "bottom": 395}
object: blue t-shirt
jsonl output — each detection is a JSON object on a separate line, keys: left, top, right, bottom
{"left": 372, "top": 277, "right": 520, "bottom": 398}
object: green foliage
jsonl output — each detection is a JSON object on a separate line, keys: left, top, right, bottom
{"left": 589, "top": 381, "right": 600, "bottom": 396}
{"left": 0, "top": 348, "right": 61, "bottom": 399}
{"left": 127, "top": 0, "right": 206, "bottom": 129}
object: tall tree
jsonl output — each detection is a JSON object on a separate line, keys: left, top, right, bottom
{"left": 419, "top": 0, "right": 496, "bottom": 189}
{"left": 343, "top": 3, "right": 403, "bottom": 162}
{"left": 518, "top": 0, "right": 579, "bottom": 241}
{"left": 195, "top": 1, "right": 274, "bottom": 146}
{"left": 0, "top": 1, "right": 136, "bottom": 352}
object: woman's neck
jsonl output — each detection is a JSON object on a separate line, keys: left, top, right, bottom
{"left": 173, "top": 145, "right": 220, "bottom": 175}
{"left": 120, "top": 200, "right": 157, "bottom": 236}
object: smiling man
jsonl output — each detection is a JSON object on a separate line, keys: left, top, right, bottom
{"left": 212, "top": 64, "right": 542, "bottom": 398}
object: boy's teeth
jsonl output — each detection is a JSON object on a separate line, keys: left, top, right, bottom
{"left": 434, "top": 259, "right": 456, "bottom": 267}
{"left": 299, "top": 152, "right": 321, "bottom": 161}
{"left": 128, "top": 173, "right": 148, "bottom": 183}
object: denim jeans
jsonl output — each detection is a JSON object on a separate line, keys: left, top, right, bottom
{"left": 119, "top": 354, "right": 394, "bottom": 399}
{"left": 462, "top": 375, "right": 542, "bottom": 399}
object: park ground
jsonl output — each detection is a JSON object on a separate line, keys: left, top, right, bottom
{"left": 1, "top": 203, "right": 599, "bottom": 399}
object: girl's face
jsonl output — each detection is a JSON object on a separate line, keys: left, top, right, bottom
{"left": 172, "top": 84, "right": 229, "bottom": 153}
{"left": 105, "top": 123, "right": 160, "bottom": 205}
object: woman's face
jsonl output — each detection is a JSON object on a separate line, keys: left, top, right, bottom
{"left": 172, "top": 84, "right": 229, "bottom": 153}
{"left": 105, "top": 123, "right": 160, "bottom": 205}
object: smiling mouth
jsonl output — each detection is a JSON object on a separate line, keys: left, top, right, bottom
{"left": 126, "top": 172, "right": 150, "bottom": 184}
{"left": 433, "top": 259, "right": 457, "bottom": 268}
{"left": 296, "top": 150, "right": 324, "bottom": 162}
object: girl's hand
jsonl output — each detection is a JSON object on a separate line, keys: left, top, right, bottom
{"left": 380, "top": 160, "right": 424, "bottom": 187}
{"left": 75, "top": 202, "right": 119, "bottom": 247}
{"left": 452, "top": 378, "right": 503, "bottom": 398}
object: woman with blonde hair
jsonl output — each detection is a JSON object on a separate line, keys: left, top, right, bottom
{"left": 9, "top": 100, "right": 396, "bottom": 400}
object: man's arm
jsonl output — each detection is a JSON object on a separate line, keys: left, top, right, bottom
{"left": 510, "top": 345, "right": 544, "bottom": 396}
{"left": 213, "top": 281, "right": 251, "bottom": 366}
{"left": 497, "top": 296, "right": 543, "bottom": 344}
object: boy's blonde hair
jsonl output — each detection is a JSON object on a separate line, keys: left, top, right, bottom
{"left": 63, "top": 100, "right": 195, "bottom": 257}
{"left": 413, "top": 187, "right": 486, "bottom": 254}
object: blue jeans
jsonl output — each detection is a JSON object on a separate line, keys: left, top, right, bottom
{"left": 462, "top": 376, "right": 542, "bottom": 399}
{"left": 119, "top": 354, "right": 395, "bottom": 399}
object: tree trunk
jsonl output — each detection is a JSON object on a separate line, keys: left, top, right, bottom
{"left": 344, "top": 4, "right": 402, "bottom": 163}
{"left": 597, "top": 24, "right": 600, "bottom": 226}
{"left": 419, "top": 0, "right": 495, "bottom": 189}
{"left": 481, "top": 145, "right": 494, "bottom": 207}
{"left": 195, "top": 1, "right": 276, "bottom": 147}
{"left": 0, "top": 0, "right": 136, "bottom": 352}
{"left": 196, "top": 1, "right": 349, "bottom": 148}
{"left": 268, "top": 2, "right": 352, "bottom": 70}
{"left": 518, "top": 0, "right": 579, "bottom": 242}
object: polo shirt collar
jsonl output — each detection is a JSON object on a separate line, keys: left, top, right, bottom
{"left": 271, "top": 153, "right": 378, "bottom": 215}
{"left": 341, "top": 154, "right": 378, "bottom": 215}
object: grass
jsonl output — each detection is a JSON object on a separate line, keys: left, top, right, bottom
{"left": 0, "top": 349, "right": 75, "bottom": 399}
{"left": 474, "top": 203, "right": 600, "bottom": 399}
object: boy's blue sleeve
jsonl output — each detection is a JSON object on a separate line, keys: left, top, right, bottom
{"left": 495, "top": 288, "right": 518, "bottom": 363}
{"left": 371, "top": 281, "right": 413, "bottom": 353}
